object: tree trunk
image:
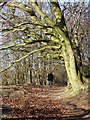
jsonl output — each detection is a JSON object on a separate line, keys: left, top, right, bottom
{"left": 61, "top": 37, "right": 85, "bottom": 91}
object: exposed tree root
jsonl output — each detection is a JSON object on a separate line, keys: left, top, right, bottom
{"left": 52, "top": 85, "right": 88, "bottom": 101}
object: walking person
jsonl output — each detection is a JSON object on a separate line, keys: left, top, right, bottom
{"left": 47, "top": 72, "right": 54, "bottom": 87}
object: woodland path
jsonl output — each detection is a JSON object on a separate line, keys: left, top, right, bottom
{"left": 0, "top": 85, "right": 89, "bottom": 120}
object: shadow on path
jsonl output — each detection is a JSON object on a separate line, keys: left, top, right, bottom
{"left": 1, "top": 103, "right": 90, "bottom": 120}
{"left": 0, "top": 104, "right": 13, "bottom": 114}
{"left": 61, "top": 102, "right": 90, "bottom": 120}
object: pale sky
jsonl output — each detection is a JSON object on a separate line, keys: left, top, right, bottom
{"left": 15, "top": 0, "right": 89, "bottom": 3}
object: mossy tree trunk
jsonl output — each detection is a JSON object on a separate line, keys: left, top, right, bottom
{"left": 61, "top": 37, "right": 84, "bottom": 91}
{"left": 49, "top": 2, "right": 85, "bottom": 91}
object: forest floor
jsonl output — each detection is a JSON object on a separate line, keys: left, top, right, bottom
{"left": 0, "top": 84, "right": 90, "bottom": 120}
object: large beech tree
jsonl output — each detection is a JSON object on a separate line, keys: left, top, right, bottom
{"left": 0, "top": 0, "right": 87, "bottom": 92}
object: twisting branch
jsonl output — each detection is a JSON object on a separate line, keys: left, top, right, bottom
{"left": 0, "top": 26, "right": 27, "bottom": 32}
{"left": 30, "top": 2, "right": 55, "bottom": 27}
{"left": 0, "top": 39, "right": 50, "bottom": 51}
{"left": 0, "top": 45, "right": 60, "bottom": 73}
{"left": 50, "top": 1, "right": 62, "bottom": 23}
{"left": 0, "top": 64, "right": 13, "bottom": 73}
{"left": 6, "top": 1, "right": 33, "bottom": 13}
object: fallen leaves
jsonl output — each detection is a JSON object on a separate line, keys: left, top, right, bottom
{"left": 1, "top": 85, "right": 89, "bottom": 119}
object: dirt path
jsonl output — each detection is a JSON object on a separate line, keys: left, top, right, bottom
{"left": 1, "top": 85, "right": 90, "bottom": 119}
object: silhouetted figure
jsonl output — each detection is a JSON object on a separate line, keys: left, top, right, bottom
{"left": 0, "top": 104, "right": 13, "bottom": 114}
{"left": 48, "top": 73, "right": 54, "bottom": 87}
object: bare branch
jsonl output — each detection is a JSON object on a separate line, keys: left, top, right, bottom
{"left": 0, "top": 45, "right": 60, "bottom": 73}
{"left": 30, "top": 2, "right": 55, "bottom": 27}
{"left": 0, "top": 39, "right": 50, "bottom": 51}
{"left": 6, "top": 1, "right": 33, "bottom": 13}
